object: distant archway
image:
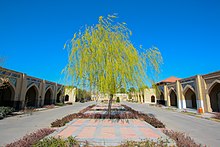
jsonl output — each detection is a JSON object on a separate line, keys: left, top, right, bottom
{"left": 44, "top": 88, "right": 52, "bottom": 105}
{"left": 170, "top": 90, "right": 177, "bottom": 107}
{"left": 184, "top": 88, "right": 197, "bottom": 109}
{"left": 56, "top": 91, "right": 62, "bottom": 103}
{"left": 209, "top": 83, "right": 220, "bottom": 112}
{"left": 25, "top": 85, "right": 38, "bottom": 107}
{"left": 151, "top": 95, "right": 155, "bottom": 103}
{"left": 0, "top": 84, "right": 15, "bottom": 107}
{"left": 65, "top": 95, "right": 69, "bottom": 101}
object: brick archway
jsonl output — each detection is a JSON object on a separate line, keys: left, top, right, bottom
{"left": 209, "top": 83, "right": 220, "bottom": 112}
{"left": 25, "top": 85, "right": 38, "bottom": 107}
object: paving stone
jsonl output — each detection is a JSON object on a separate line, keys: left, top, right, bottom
{"left": 52, "top": 119, "right": 173, "bottom": 146}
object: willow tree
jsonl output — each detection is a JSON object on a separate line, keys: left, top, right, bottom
{"left": 64, "top": 15, "right": 162, "bottom": 116}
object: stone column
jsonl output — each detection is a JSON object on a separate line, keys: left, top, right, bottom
{"left": 164, "top": 85, "right": 170, "bottom": 106}
{"left": 40, "top": 80, "right": 46, "bottom": 106}
{"left": 20, "top": 74, "right": 27, "bottom": 109}
{"left": 195, "top": 75, "right": 205, "bottom": 112}
{"left": 176, "top": 81, "right": 182, "bottom": 109}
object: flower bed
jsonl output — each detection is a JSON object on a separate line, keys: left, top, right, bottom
{"left": 121, "top": 104, "right": 165, "bottom": 128}
{"left": 212, "top": 113, "right": 220, "bottom": 120}
{"left": 51, "top": 104, "right": 165, "bottom": 128}
{"left": 5, "top": 128, "right": 55, "bottom": 147}
{"left": 163, "top": 130, "right": 202, "bottom": 147}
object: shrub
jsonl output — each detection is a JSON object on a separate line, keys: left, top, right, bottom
{"left": 78, "top": 104, "right": 95, "bottom": 113}
{"left": 43, "top": 105, "right": 55, "bottom": 109}
{"left": 5, "top": 128, "right": 55, "bottom": 147}
{"left": 65, "top": 102, "right": 73, "bottom": 105}
{"left": 51, "top": 104, "right": 165, "bottom": 128}
{"left": 212, "top": 113, "right": 220, "bottom": 120}
{"left": 55, "top": 103, "right": 65, "bottom": 106}
{"left": 119, "top": 139, "right": 169, "bottom": 147}
{"left": 33, "top": 136, "right": 82, "bottom": 147}
{"left": 0, "top": 106, "right": 14, "bottom": 119}
{"left": 163, "top": 130, "right": 202, "bottom": 147}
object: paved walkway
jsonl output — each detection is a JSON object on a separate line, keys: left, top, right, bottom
{"left": 122, "top": 101, "right": 220, "bottom": 147}
{"left": 52, "top": 119, "right": 172, "bottom": 146}
{"left": 0, "top": 101, "right": 95, "bottom": 146}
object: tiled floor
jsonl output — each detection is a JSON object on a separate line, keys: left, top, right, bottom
{"left": 52, "top": 119, "right": 171, "bottom": 146}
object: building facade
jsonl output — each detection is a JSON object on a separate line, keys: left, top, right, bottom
{"left": 156, "top": 71, "right": 220, "bottom": 113}
{"left": 0, "top": 67, "right": 76, "bottom": 110}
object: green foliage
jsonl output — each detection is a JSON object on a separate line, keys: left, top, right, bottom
{"left": 128, "top": 87, "right": 136, "bottom": 93}
{"left": 75, "top": 88, "right": 91, "bottom": 102}
{"left": 119, "top": 138, "right": 169, "bottom": 147}
{"left": 119, "top": 87, "right": 126, "bottom": 93}
{"left": 116, "top": 97, "right": 120, "bottom": 103}
{"left": 0, "top": 106, "right": 14, "bottom": 119}
{"left": 6, "top": 128, "right": 55, "bottom": 147}
{"left": 64, "top": 14, "right": 162, "bottom": 95}
{"left": 34, "top": 136, "right": 81, "bottom": 147}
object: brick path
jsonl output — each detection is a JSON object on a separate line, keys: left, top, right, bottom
{"left": 52, "top": 119, "right": 172, "bottom": 146}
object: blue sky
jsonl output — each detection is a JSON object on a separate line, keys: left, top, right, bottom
{"left": 0, "top": 0, "right": 220, "bottom": 85}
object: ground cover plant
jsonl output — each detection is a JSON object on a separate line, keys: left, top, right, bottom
{"left": 163, "top": 130, "right": 202, "bottom": 147}
{"left": 0, "top": 106, "right": 14, "bottom": 119}
{"left": 30, "top": 132, "right": 202, "bottom": 147}
{"left": 33, "top": 136, "right": 87, "bottom": 147}
{"left": 212, "top": 112, "right": 220, "bottom": 120}
{"left": 121, "top": 104, "right": 165, "bottom": 128}
{"left": 51, "top": 104, "right": 165, "bottom": 128}
{"left": 5, "top": 128, "right": 55, "bottom": 147}
{"left": 119, "top": 139, "right": 170, "bottom": 147}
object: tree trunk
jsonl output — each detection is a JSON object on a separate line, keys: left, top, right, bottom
{"left": 108, "top": 94, "right": 113, "bottom": 118}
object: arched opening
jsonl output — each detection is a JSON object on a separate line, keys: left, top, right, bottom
{"left": 44, "top": 89, "right": 52, "bottom": 105}
{"left": 209, "top": 83, "right": 220, "bottom": 112}
{"left": 65, "top": 95, "right": 69, "bottom": 101}
{"left": 151, "top": 95, "right": 155, "bottom": 103}
{"left": 56, "top": 91, "right": 61, "bottom": 103}
{"left": 158, "top": 92, "right": 165, "bottom": 105}
{"left": 25, "top": 86, "right": 38, "bottom": 107}
{"left": 184, "top": 88, "right": 197, "bottom": 109}
{"left": 142, "top": 94, "right": 145, "bottom": 103}
{"left": 160, "top": 92, "right": 164, "bottom": 101}
{"left": 0, "top": 85, "right": 15, "bottom": 107}
{"left": 170, "top": 90, "right": 177, "bottom": 107}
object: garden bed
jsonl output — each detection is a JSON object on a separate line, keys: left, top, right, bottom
{"left": 5, "top": 128, "right": 55, "bottom": 147}
{"left": 51, "top": 104, "right": 165, "bottom": 128}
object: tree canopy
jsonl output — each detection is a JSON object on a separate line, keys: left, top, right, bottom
{"left": 64, "top": 14, "right": 162, "bottom": 95}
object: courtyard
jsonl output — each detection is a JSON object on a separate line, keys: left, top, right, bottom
{"left": 1, "top": 0, "right": 220, "bottom": 147}
{"left": 1, "top": 101, "right": 220, "bottom": 146}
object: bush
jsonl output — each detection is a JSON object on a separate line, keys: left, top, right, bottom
{"left": 116, "top": 97, "right": 120, "bottom": 103}
{"left": 119, "top": 139, "right": 169, "bottom": 147}
{"left": 0, "top": 106, "right": 14, "bottom": 119}
{"left": 6, "top": 128, "right": 55, "bottom": 147}
{"left": 163, "top": 130, "right": 202, "bottom": 147}
{"left": 55, "top": 103, "right": 65, "bottom": 106}
{"left": 51, "top": 105, "right": 95, "bottom": 127}
{"left": 212, "top": 113, "right": 220, "bottom": 120}
{"left": 43, "top": 105, "right": 55, "bottom": 109}
{"left": 33, "top": 136, "right": 82, "bottom": 147}
{"left": 51, "top": 104, "right": 165, "bottom": 128}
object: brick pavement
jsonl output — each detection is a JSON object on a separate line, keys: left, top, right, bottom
{"left": 52, "top": 119, "right": 172, "bottom": 146}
